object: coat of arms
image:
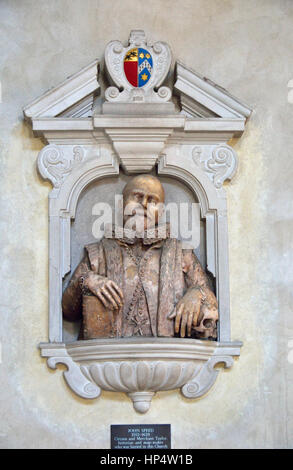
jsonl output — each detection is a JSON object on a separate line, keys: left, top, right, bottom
{"left": 104, "top": 30, "right": 172, "bottom": 103}
{"left": 123, "top": 47, "right": 153, "bottom": 87}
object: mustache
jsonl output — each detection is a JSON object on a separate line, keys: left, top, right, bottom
{"left": 124, "top": 213, "right": 148, "bottom": 222}
{"left": 124, "top": 204, "right": 148, "bottom": 217}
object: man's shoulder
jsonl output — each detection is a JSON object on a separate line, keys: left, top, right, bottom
{"left": 84, "top": 239, "right": 118, "bottom": 272}
{"left": 85, "top": 240, "right": 102, "bottom": 252}
{"left": 85, "top": 238, "right": 120, "bottom": 254}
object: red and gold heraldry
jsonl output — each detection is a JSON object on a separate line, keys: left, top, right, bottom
{"left": 123, "top": 47, "right": 153, "bottom": 87}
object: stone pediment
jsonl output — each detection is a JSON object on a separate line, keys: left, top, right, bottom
{"left": 23, "top": 60, "right": 100, "bottom": 119}
{"left": 23, "top": 30, "right": 251, "bottom": 129}
{"left": 175, "top": 61, "right": 251, "bottom": 119}
{"left": 23, "top": 33, "right": 251, "bottom": 174}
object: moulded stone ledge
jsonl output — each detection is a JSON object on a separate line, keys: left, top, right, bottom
{"left": 40, "top": 338, "right": 241, "bottom": 413}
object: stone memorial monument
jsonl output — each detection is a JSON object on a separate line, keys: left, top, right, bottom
{"left": 24, "top": 30, "right": 252, "bottom": 413}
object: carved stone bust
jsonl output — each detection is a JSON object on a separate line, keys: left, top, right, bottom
{"left": 62, "top": 174, "right": 218, "bottom": 340}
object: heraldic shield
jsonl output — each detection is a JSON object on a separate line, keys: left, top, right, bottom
{"left": 123, "top": 47, "right": 153, "bottom": 87}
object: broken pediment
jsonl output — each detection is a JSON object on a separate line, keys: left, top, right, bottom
{"left": 23, "top": 60, "right": 100, "bottom": 120}
{"left": 23, "top": 32, "right": 251, "bottom": 174}
{"left": 174, "top": 61, "right": 252, "bottom": 119}
{"left": 23, "top": 30, "right": 251, "bottom": 128}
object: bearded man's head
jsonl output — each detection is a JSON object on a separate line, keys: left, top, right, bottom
{"left": 122, "top": 175, "right": 165, "bottom": 232}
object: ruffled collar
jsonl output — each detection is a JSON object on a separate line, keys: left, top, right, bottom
{"left": 105, "top": 223, "right": 171, "bottom": 245}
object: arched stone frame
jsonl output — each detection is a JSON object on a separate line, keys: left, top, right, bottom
{"left": 37, "top": 140, "right": 241, "bottom": 413}
{"left": 45, "top": 143, "right": 232, "bottom": 344}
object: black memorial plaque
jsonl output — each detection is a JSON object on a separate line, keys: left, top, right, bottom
{"left": 111, "top": 424, "right": 171, "bottom": 449}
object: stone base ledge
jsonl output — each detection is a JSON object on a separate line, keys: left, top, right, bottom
{"left": 40, "top": 338, "right": 242, "bottom": 413}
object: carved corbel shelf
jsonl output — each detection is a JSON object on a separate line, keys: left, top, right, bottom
{"left": 24, "top": 30, "right": 252, "bottom": 413}
{"left": 40, "top": 338, "right": 242, "bottom": 413}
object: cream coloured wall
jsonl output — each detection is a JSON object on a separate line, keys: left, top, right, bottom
{"left": 0, "top": 0, "right": 293, "bottom": 448}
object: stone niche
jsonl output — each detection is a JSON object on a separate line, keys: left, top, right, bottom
{"left": 63, "top": 174, "right": 206, "bottom": 343}
{"left": 24, "top": 30, "right": 252, "bottom": 413}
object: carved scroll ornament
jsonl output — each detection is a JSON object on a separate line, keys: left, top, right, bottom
{"left": 192, "top": 144, "right": 238, "bottom": 188}
{"left": 37, "top": 144, "right": 84, "bottom": 188}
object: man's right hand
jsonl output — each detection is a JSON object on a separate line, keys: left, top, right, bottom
{"left": 81, "top": 272, "right": 124, "bottom": 310}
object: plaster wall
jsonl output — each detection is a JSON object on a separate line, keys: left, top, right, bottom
{"left": 0, "top": 0, "right": 293, "bottom": 448}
